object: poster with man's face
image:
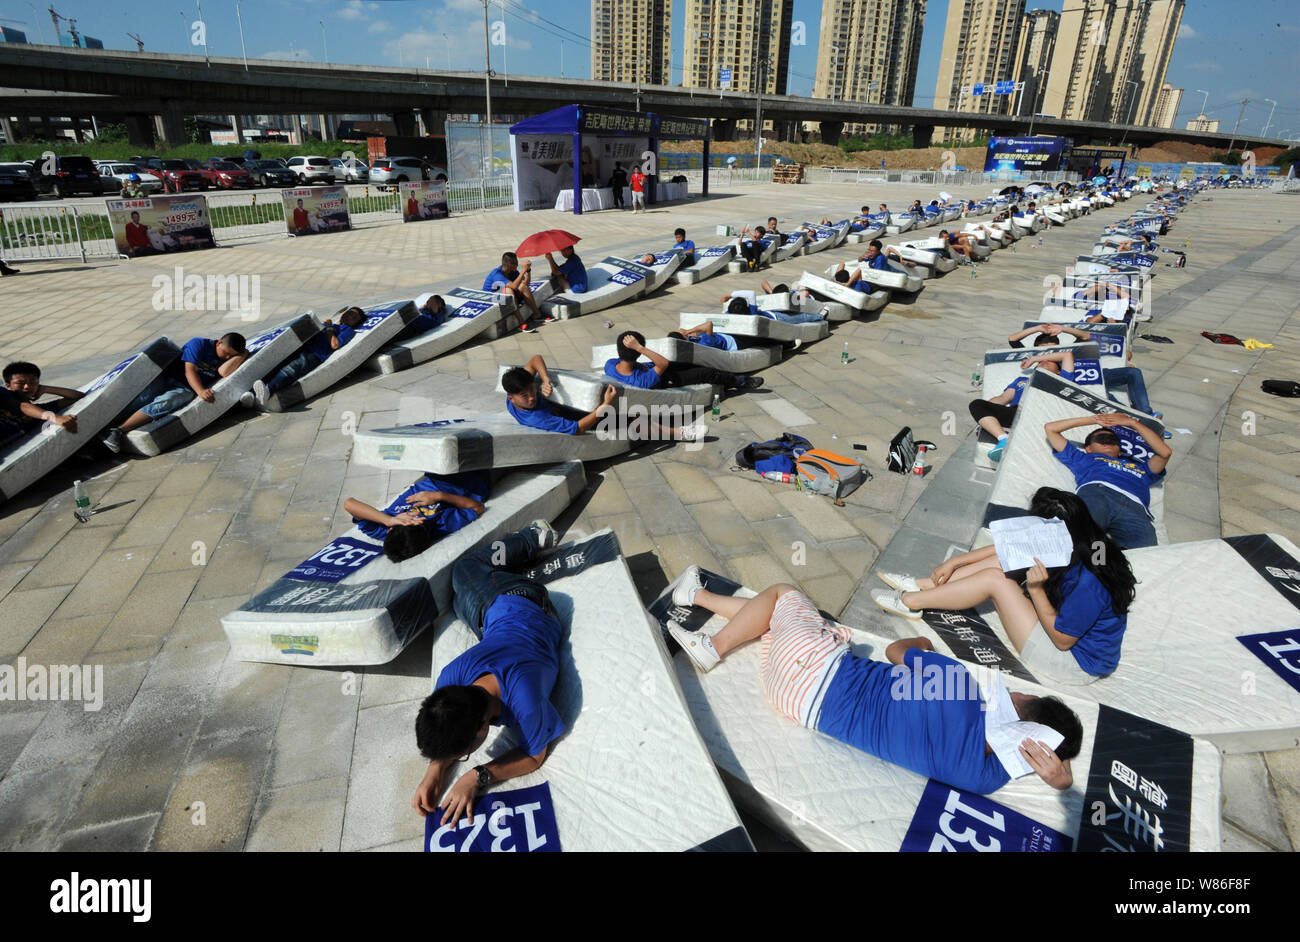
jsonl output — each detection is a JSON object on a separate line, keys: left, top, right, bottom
{"left": 399, "top": 181, "right": 449, "bottom": 223}
{"left": 282, "top": 186, "right": 351, "bottom": 236}
{"left": 106, "top": 195, "right": 215, "bottom": 257}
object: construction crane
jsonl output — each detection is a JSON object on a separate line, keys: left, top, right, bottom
{"left": 48, "top": 6, "right": 80, "bottom": 46}
{"left": 127, "top": 31, "right": 143, "bottom": 52}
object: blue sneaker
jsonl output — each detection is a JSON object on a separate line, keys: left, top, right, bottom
{"left": 988, "top": 438, "right": 1008, "bottom": 463}
{"left": 1151, "top": 411, "right": 1163, "bottom": 419}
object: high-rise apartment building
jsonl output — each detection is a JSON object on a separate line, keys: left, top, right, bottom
{"left": 933, "top": 0, "right": 1026, "bottom": 140}
{"left": 1185, "top": 114, "right": 1219, "bottom": 133}
{"left": 812, "top": 0, "right": 927, "bottom": 119}
{"left": 591, "top": 0, "right": 673, "bottom": 86}
{"left": 1150, "top": 83, "right": 1182, "bottom": 128}
{"left": 1012, "top": 8, "right": 1057, "bottom": 117}
{"left": 683, "top": 0, "right": 794, "bottom": 95}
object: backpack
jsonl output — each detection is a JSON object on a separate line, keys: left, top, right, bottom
{"left": 886, "top": 427, "right": 936, "bottom": 473}
{"left": 735, "top": 432, "right": 812, "bottom": 476}
{"left": 796, "top": 449, "right": 870, "bottom": 499}
{"left": 1261, "top": 379, "right": 1300, "bottom": 398}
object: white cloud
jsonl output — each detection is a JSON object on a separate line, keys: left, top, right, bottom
{"left": 338, "top": 1, "right": 365, "bottom": 22}
{"left": 1177, "top": 24, "right": 1197, "bottom": 40}
{"left": 368, "top": 20, "right": 391, "bottom": 34}
{"left": 382, "top": 19, "right": 531, "bottom": 71}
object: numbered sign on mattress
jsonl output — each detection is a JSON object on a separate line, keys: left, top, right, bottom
{"left": 426, "top": 782, "right": 561, "bottom": 853}
{"left": 901, "top": 781, "right": 1072, "bottom": 852}
{"left": 285, "top": 536, "right": 383, "bottom": 583}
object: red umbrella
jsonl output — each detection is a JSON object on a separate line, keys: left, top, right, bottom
{"left": 516, "top": 229, "right": 582, "bottom": 257}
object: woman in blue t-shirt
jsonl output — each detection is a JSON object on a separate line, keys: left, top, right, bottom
{"left": 873, "top": 487, "right": 1136, "bottom": 685}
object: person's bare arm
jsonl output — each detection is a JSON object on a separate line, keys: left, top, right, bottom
{"left": 184, "top": 362, "right": 216, "bottom": 403}
{"left": 886, "top": 636, "right": 934, "bottom": 665}
{"left": 576, "top": 385, "right": 618, "bottom": 434}
{"left": 523, "top": 354, "right": 555, "bottom": 397}
{"left": 1006, "top": 326, "right": 1041, "bottom": 344}
{"left": 35, "top": 384, "right": 83, "bottom": 401}
{"left": 1044, "top": 416, "right": 1097, "bottom": 452}
{"left": 437, "top": 743, "right": 554, "bottom": 828}
{"left": 343, "top": 496, "right": 419, "bottom": 529}
{"left": 624, "top": 334, "right": 670, "bottom": 375}
{"left": 1024, "top": 558, "right": 1071, "bottom": 644}
{"left": 987, "top": 386, "right": 1017, "bottom": 406}
{"left": 405, "top": 491, "right": 486, "bottom": 516}
{"left": 1020, "top": 740, "right": 1073, "bottom": 790}
{"left": 1059, "top": 326, "right": 1091, "bottom": 341}
{"left": 1095, "top": 413, "right": 1172, "bottom": 473}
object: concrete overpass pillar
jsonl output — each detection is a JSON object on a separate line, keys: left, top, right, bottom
{"left": 819, "top": 121, "right": 844, "bottom": 147}
{"left": 392, "top": 110, "right": 417, "bottom": 137}
{"left": 318, "top": 114, "right": 332, "bottom": 139}
{"left": 0, "top": 117, "right": 15, "bottom": 143}
{"left": 229, "top": 114, "right": 245, "bottom": 142}
{"left": 912, "top": 123, "right": 934, "bottom": 149}
{"left": 155, "top": 103, "right": 187, "bottom": 145}
{"left": 125, "top": 114, "right": 155, "bottom": 148}
{"left": 711, "top": 118, "right": 735, "bottom": 142}
{"left": 418, "top": 108, "right": 447, "bottom": 137}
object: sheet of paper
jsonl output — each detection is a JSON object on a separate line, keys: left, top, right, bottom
{"left": 989, "top": 516, "right": 1073, "bottom": 571}
{"left": 978, "top": 672, "right": 1066, "bottom": 779}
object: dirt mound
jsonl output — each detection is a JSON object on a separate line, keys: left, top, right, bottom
{"left": 1135, "top": 140, "right": 1284, "bottom": 164}
{"left": 660, "top": 139, "right": 988, "bottom": 170}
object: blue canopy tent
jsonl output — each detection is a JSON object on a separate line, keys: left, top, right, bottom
{"left": 509, "top": 105, "right": 710, "bottom": 214}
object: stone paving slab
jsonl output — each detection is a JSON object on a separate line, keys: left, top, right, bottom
{"left": 0, "top": 183, "right": 1297, "bottom": 852}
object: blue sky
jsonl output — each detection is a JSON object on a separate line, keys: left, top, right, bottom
{"left": 4, "top": 0, "right": 1297, "bottom": 138}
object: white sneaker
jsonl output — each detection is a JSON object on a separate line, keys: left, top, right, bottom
{"left": 871, "top": 588, "right": 923, "bottom": 620}
{"left": 876, "top": 571, "right": 920, "bottom": 593}
{"left": 676, "top": 424, "right": 706, "bottom": 443}
{"left": 238, "top": 390, "right": 255, "bottom": 408}
{"left": 671, "top": 565, "right": 704, "bottom": 608}
{"left": 669, "top": 622, "right": 719, "bottom": 672}
{"left": 252, "top": 379, "right": 269, "bottom": 408}
{"left": 530, "top": 519, "right": 559, "bottom": 550}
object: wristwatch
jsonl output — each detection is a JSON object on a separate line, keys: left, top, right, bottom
{"left": 473, "top": 764, "right": 494, "bottom": 789}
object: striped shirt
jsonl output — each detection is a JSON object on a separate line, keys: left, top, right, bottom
{"left": 760, "top": 591, "right": 852, "bottom": 728}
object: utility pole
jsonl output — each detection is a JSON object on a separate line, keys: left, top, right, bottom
{"left": 754, "top": 55, "right": 764, "bottom": 168}
{"left": 1226, "top": 98, "right": 1248, "bottom": 154}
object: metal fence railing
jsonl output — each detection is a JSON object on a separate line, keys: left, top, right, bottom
{"left": 0, "top": 203, "right": 118, "bottom": 262}
{"left": 681, "top": 167, "right": 774, "bottom": 190}
{"left": 802, "top": 167, "right": 1082, "bottom": 187}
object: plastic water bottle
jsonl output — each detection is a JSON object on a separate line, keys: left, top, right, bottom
{"left": 970, "top": 370, "right": 982, "bottom": 388}
{"left": 911, "top": 445, "right": 928, "bottom": 476}
{"left": 841, "top": 342, "right": 849, "bottom": 366}
{"left": 711, "top": 393, "right": 721, "bottom": 421}
{"left": 73, "top": 480, "right": 90, "bottom": 512}
{"left": 761, "top": 471, "right": 792, "bottom": 483}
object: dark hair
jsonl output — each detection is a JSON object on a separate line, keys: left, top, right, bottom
{"left": 1021, "top": 696, "right": 1083, "bottom": 760}
{"left": 616, "top": 330, "right": 645, "bottom": 362}
{"left": 770, "top": 283, "right": 789, "bottom": 294}
{"left": 501, "top": 366, "right": 535, "bottom": 395}
{"left": 3, "top": 361, "right": 40, "bottom": 383}
{"left": 1032, "top": 334, "right": 1060, "bottom": 347}
{"left": 674, "top": 228, "right": 686, "bottom": 238}
{"left": 338, "top": 307, "right": 366, "bottom": 329}
{"left": 754, "top": 226, "right": 766, "bottom": 238}
{"left": 415, "top": 685, "right": 490, "bottom": 760}
{"left": 767, "top": 217, "right": 778, "bottom": 225}
{"left": 422, "top": 294, "right": 445, "bottom": 313}
{"left": 1084, "top": 428, "right": 1121, "bottom": 447}
{"left": 868, "top": 239, "right": 883, "bottom": 250}
{"left": 834, "top": 269, "right": 850, "bottom": 283}
{"left": 501, "top": 251, "right": 518, "bottom": 267}
{"left": 725, "top": 297, "right": 749, "bottom": 315}
{"left": 218, "top": 332, "right": 247, "bottom": 355}
{"left": 383, "top": 524, "right": 434, "bottom": 562}
{"left": 860, "top": 205, "right": 869, "bottom": 213}
{"left": 1028, "top": 486, "right": 1136, "bottom": 614}
{"left": 667, "top": 330, "right": 688, "bottom": 341}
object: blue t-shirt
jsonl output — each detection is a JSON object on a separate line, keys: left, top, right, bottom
{"left": 674, "top": 239, "right": 696, "bottom": 263}
{"left": 1054, "top": 563, "right": 1126, "bottom": 675}
{"left": 1005, "top": 368, "right": 1073, "bottom": 406}
{"left": 694, "top": 332, "right": 737, "bottom": 352}
{"left": 435, "top": 594, "right": 565, "bottom": 757}
{"left": 1054, "top": 441, "right": 1164, "bottom": 515}
{"left": 558, "top": 255, "right": 587, "bottom": 294}
{"left": 305, "top": 323, "right": 356, "bottom": 363}
{"left": 604, "top": 359, "right": 661, "bottom": 389}
{"left": 866, "top": 253, "right": 890, "bottom": 270}
{"left": 816, "top": 648, "right": 1010, "bottom": 795}
{"left": 483, "top": 266, "right": 513, "bottom": 291}
{"left": 506, "top": 397, "right": 579, "bottom": 436}
{"left": 354, "top": 470, "right": 489, "bottom": 539}
{"left": 180, "top": 337, "right": 224, "bottom": 384}
{"left": 408, "top": 303, "right": 447, "bottom": 336}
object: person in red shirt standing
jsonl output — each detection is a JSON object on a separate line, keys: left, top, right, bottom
{"left": 629, "top": 165, "right": 647, "bottom": 214}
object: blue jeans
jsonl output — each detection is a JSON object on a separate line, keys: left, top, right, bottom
{"left": 1079, "top": 484, "right": 1157, "bottom": 549}
{"left": 450, "top": 526, "right": 551, "bottom": 638}
{"left": 266, "top": 350, "right": 323, "bottom": 394}
{"left": 767, "top": 310, "right": 825, "bottom": 324}
{"left": 1104, "top": 366, "right": 1154, "bottom": 415}
{"left": 128, "top": 374, "right": 194, "bottom": 419}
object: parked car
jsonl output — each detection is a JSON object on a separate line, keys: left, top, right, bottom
{"left": 284, "top": 155, "right": 336, "bottom": 186}
{"left": 145, "top": 158, "right": 206, "bottom": 193}
{"left": 31, "top": 155, "right": 104, "bottom": 198}
{"left": 330, "top": 156, "right": 369, "bottom": 183}
{"left": 200, "top": 158, "right": 253, "bottom": 189}
{"left": 96, "top": 162, "right": 166, "bottom": 194}
{"left": 369, "top": 156, "right": 448, "bottom": 188}
{"left": 0, "top": 164, "right": 38, "bottom": 202}
{"left": 244, "top": 159, "right": 297, "bottom": 188}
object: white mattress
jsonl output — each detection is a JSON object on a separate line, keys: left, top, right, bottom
{"left": 124, "top": 314, "right": 319, "bottom": 457}
{"left": 980, "top": 344, "right": 1106, "bottom": 401}
{"left": 798, "top": 221, "right": 850, "bottom": 254}
{"left": 1018, "top": 321, "right": 1131, "bottom": 359}
{"left": 429, "top": 530, "right": 752, "bottom": 851}
{"left": 797, "top": 271, "right": 891, "bottom": 311}
{"left": 368, "top": 288, "right": 512, "bottom": 375}
{"left": 495, "top": 364, "right": 717, "bottom": 411}
{"left": 0, "top": 337, "right": 180, "bottom": 502}
{"left": 651, "top": 568, "right": 1221, "bottom": 851}
{"left": 679, "top": 311, "right": 829, "bottom": 344}
{"left": 589, "top": 336, "right": 783, "bottom": 373}
{"left": 256, "top": 300, "right": 422, "bottom": 411}
{"left": 221, "top": 461, "right": 586, "bottom": 666}
{"left": 543, "top": 254, "right": 679, "bottom": 319}
{"left": 822, "top": 257, "right": 918, "bottom": 293}
{"left": 982, "top": 370, "right": 1167, "bottom": 542}
{"left": 770, "top": 231, "right": 807, "bottom": 262}
{"left": 350, "top": 416, "right": 631, "bottom": 473}
{"left": 726, "top": 235, "right": 778, "bottom": 273}
{"left": 672, "top": 244, "right": 735, "bottom": 285}
{"left": 893, "top": 241, "right": 957, "bottom": 274}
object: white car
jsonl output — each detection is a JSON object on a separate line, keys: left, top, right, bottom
{"left": 96, "top": 162, "right": 165, "bottom": 194}
{"left": 330, "top": 157, "right": 369, "bottom": 183}
{"left": 285, "top": 155, "right": 336, "bottom": 186}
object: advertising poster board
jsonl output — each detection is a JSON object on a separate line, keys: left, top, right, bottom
{"left": 282, "top": 186, "right": 351, "bottom": 237}
{"left": 106, "top": 194, "right": 215, "bottom": 257}
{"left": 399, "top": 181, "right": 449, "bottom": 222}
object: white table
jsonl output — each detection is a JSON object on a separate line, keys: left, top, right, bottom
{"left": 554, "top": 188, "right": 615, "bottom": 212}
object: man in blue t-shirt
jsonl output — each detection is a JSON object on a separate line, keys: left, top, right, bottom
{"left": 483, "top": 251, "right": 542, "bottom": 322}
{"left": 395, "top": 294, "right": 446, "bottom": 342}
{"left": 667, "top": 578, "right": 1081, "bottom": 796}
{"left": 720, "top": 293, "right": 825, "bottom": 326}
{"left": 969, "top": 349, "right": 1076, "bottom": 463}
{"left": 544, "top": 246, "right": 587, "bottom": 294}
{"left": 672, "top": 228, "right": 696, "bottom": 267}
{"left": 1045, "top": 413, "right": 1171, "bottom": 549}
{"left": 669, "top": 320, "right": 738, "bottom": 352}
{"left": 501, "top": 354, "right": 617, "bottom": 435}
{"left": 101, "top": 332, "right": 248, "bottom": 453}
{"left": 605, "top": 330, "right": 759, "bottom": 392}
{"left": 249, "top": 306, "right": 367, "bottom": 406}
{"left": 343, "top": 469, "right": 489, "bottom": 562}
{"left": 412, "top": 521, "right": 566, "bottom": 828}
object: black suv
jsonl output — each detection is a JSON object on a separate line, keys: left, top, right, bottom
{"left": 33, "top": 155, "right": 104, "bottom": 198}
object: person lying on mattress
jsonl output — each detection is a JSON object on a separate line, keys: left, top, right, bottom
{"left": 669, "top": 320, "right": 740, "bottom": 352}
{"left": 871, "top": 487, "right": 1137, "bottom": 688}
{"left": 413, "top": 520, "right": 565, "bottom": 828}
{"left": 720, "top": 294, "right": 825, "bottom": 326}
{"left": 502, "top": 355, "right": 617, "bottom": 435}
{"left": 607, "top": 330, "right": 762, "bottom": 393}
{"left": 392, "top": 295, "right": 447, "bottom": 343}
{"left": 343, "top": 469, "right": 488, "bottom": 563}
{"left": 939, "top": 229, "right": 976, "bottom": 261}
{"left": 970, "top": 349, "right": 1075, "bottom": 463}
{"left": 1, "top": 360, "right": 83, "bottom": 445}
{"left": 668, "top": 564, "right": 1083, "bottom": 795}
{"left": 831, "top": 263, "right": 886, "bottom": 295}
{"left": 1044, "top": 414, "right": 1170, "bottom": 550}
{"left": 247, "top": 307, "right": 367, "bottom": 407}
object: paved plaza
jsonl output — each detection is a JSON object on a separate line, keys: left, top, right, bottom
{"left": 0, "top": 182, "right": 1297, "bottom": 851}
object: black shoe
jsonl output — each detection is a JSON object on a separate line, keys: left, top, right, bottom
{"left": 746, "top": 375, "right": 765, "bottom": 389}
{"left": 0, "top": 263, "right": 18, "bottom": 276}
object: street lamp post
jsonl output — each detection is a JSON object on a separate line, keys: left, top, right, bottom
{"left": 1195, "top": 88, "right": 1209, "bottom": 118}
{"left": 319, "top": 20, "right": 328, "bottom": 64}
{"left": 1027, "top": 71, "right": 1049, "bottom": 136}
{"left": 1118, "top": 80, "right": 1139, "bottom": 147}
{"left": 195, "top": 0, "right": 209, "bottom": 66}
{"left": 236, "top": 0, "right": 248, "bottom": 70}
{"left": 1262, "top": 98, "right": 1278, "bottom": 137}
{"left": 442, "top": 33, "right": 451, "bottom": 70}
